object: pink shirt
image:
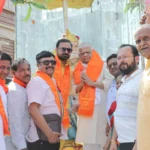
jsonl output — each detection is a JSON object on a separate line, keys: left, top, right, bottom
{"left": 26, "top": 76, "right": 67, "bottom": 142}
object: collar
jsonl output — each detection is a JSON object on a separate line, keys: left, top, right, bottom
{"left": 121, "top": 69, "right": 142, "bottom": 83}
{"left": 13, "top": 77, "right": 27, "bottom": 88}
{"left": 145, "top": 59, "right": 150, "bottom": 69}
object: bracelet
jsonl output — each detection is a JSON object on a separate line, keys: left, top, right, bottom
{"left": 48, "top": 132, "right": 55, "bottom": 140}
{"left": 110, "top": 140, "right": 117, "bottom": 145}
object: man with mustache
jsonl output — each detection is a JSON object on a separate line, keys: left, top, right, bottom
{"left": 5, "top": 58, "right": 31, "bottom": 150}
{"left": 26, "top": 51, "right": 68, "bottom": 150}
{"left": 0, "top": 52, "right": 12, "bottom": 150}
{"left": 109, "top": 44, "right": 143, "bottom": 150}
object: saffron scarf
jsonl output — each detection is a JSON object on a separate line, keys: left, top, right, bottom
{"left": 0, "top": 79, "right": 8, "bottom": 93}
{"left": 0, "top": 96, "right": 10, "bottom": 136}
{"left": 0, "top": 0, "right": 5, "bottom": 13}
{"left": 53, "top": 56, "right": 71, "bottom": 106}
{"left": 73, "top": 50, "right": 104, "bottom": 117}
{"left": 36, "top": 71, "right": 70, "bottom": 128}
{"left": 13, "top": 77, "right": 27, "bottom": 88}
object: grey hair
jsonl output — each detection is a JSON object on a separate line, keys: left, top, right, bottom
{"left": 79, "top": 42, "right": 93, "bottom": 50}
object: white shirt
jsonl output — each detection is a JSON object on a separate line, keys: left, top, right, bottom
{"left": 6, "top": 81, "right": 30, "bottom": 150}
{"left": 106, "top": 80, "right": 116, "bottom": 125}
{"left": 114, "top": 69, "right": 143, "bottom": 143}
{"left": 0, "top": 85, "right": 7, "bottom": 150}
{"left": 26, "top": 76, "right": 67, "bottom": 143}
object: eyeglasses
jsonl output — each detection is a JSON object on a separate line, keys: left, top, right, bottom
{"left": 107, "top": 62, "right": 117, "bottom": 69}
{"left": 38, "top": 60, "right": 56, "bottom": 66}
{"left": 117, "top": 56, "right": 134, "bottom": 61}
{"left": 60, "top": 47, "right": 72, "bottom": 53}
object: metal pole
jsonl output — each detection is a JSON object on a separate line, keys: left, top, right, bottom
{"left": 63, "top": 0, "right": 68, "bottom": 32}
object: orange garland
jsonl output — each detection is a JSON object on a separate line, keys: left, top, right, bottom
{"left": 53, "top": 56, "right": 71, "bottom": 106}
{"left": 73, "top": 50, "right": 104, "bottom": 117}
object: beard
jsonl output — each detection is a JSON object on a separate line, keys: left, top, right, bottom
{"left": 58, "top": 54, "right": 70, "bottom": 61}
{"left": 119, "top": 60, "right": 136, "bottom": 75}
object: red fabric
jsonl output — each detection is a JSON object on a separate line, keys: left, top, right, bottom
{"left": 0, "top": 0, "right": 6, "bottom": 13}
{"left": 0, "top": 78, "right": 8, "bottom": 93}
{"left": 108, "top": 101, "right": 117, "bottom": 127}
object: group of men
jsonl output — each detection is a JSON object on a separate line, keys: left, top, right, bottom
{"left": 0, "top": 25, "right": 150, "bottom": 150}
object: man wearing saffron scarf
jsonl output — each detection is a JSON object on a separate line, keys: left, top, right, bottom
{"left": 54, "top": 39, "right": 80, "bottom": 149}
{"left": 0, "top": 52, "right": 12, "bottom": 150}
{"left": 26, "top": 51, "right": 68, "bottom": 150}
{"left": 74, "top": 43, "right": 113, "bottom": 150}
{"left": 5, "top": 58, "right": 31, "bottom": 150}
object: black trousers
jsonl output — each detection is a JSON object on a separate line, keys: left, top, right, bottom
{"left": 27, "top": 140, "right": 60, "bottom": 150}
{"left": 119, "top": 142, "right": 135, "bottom": 150}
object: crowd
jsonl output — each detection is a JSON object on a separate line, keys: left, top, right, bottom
{"left": 0, "top": 20, "right": 150, "bottom": 150}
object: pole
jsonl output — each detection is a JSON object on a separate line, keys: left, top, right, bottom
{"left": 63, "top": 0, "right": 68, "bottom": 32}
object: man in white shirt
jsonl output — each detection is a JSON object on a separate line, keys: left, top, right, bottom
{"left": 26, "top": 51, "right": 67, "bottom": 150}
{"left": 109, "top": 44, "right": 143, "bottom": 150}
{"left": 0, "top": 52, "right": 12, "bottom": 150}
{"left": 5, "top": 58, "right": 31, "bottom": 150}
{"left": 106, "top": 54, "right": 121, "bottom": 127}
{"left": 74, "top": 43, "right": 113, "bottom": 150}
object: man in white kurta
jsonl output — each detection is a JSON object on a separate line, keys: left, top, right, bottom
{"left": 74, "top": 43, "right": 113, "bottom": 150}
{"left": 0, "top": 52, "right": 12, "bottom": 150}
{"left": 5, "top": 58, "right": 31, "bottom": 150}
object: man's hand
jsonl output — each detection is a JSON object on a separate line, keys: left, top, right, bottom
{"left": 109, "top": 142, "right": 117, "bottom": 150}
{"left": 132, "top": 142, "right": 137, "bottom": 150}
{"left": 71, "top": 104, "right": 80, "bottom": 113}
{"left": 140, "top": 11, "right": 146, "bottom": 25}
{"left": 81, "top": 72, "right": 93, "bottom": 86}
{"left": 106, "top": 123, "right": 110, "bottom": 136}
{"left": 48, "top": 132, "right": 62, "bottom": 144}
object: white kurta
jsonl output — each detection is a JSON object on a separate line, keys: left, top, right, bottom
{"left": 75, "top": 63, "right": 113, "bottom": 148}
{"left": 0, "top": 85, "right": 8, "bottom": 150}
{"left": 5, "top": 81, "right": 30, "bottom": 150}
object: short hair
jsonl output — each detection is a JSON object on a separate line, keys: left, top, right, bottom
{"left": 56, "top": 39, "right": 72, "bottom": 48}
{"left": 119, "top": 44, "right": 139, "bottom": 57}
{"left": 79, "top": 42, "right": 92, "bottom": 49}
{"left": 0, "top": 52, "right": 12, "bottom": 64}
{"left": 106, "top": 54, "right": 117, "bottom": 64}
{"left": 11, "top": 58, "right": 29, "bottom": 71}
{"left": 36, "top": 51, "right": 55, "bottom": 63}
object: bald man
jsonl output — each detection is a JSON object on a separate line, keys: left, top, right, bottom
{"left": 134, "top": 24, "right": 150, "bottom": 150}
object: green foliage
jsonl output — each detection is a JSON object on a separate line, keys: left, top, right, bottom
{"left": 124, "top": 0, "right": 144, "bottom": 13}
{"left": 11, "top": 0, "right": 47, "bottom": 21}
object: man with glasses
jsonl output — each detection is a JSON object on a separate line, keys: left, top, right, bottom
{"left": 26, "top": 51, "right": 68, "bottom": 150}
{"left": 103, "top": 54, "right": 121, "bottom": 150}
{"left": 0, "top": 52, "right": 12, "bottom": 150}
{"left": 109, "top": 44, "right": 143, "bottom": 150}
{"left": 54, "top": 39, "right": 80, "bottom": 149}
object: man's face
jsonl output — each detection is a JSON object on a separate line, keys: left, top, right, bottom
{"left": 37, "top": 57, "right": 56, "bottom": 77}
{"left": 56, "top": 42, "right": 72, "bottom": 61}
{"left": 0, "top": 60, "right": 11, "bottom": 80}
{"left": 117, "top": 46, "right": 137, "bottom": 75}
{"left": 13, "top": 62, "right": 31, "bottom": 84}
{"left": 135, "top": 28, "right": 150, "bottom": 59}
{"left": 107, "top": 58, "right": 120, "bottom": 78}
{"left": 79, "top": 47, "right": 92, "bottom": 64}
